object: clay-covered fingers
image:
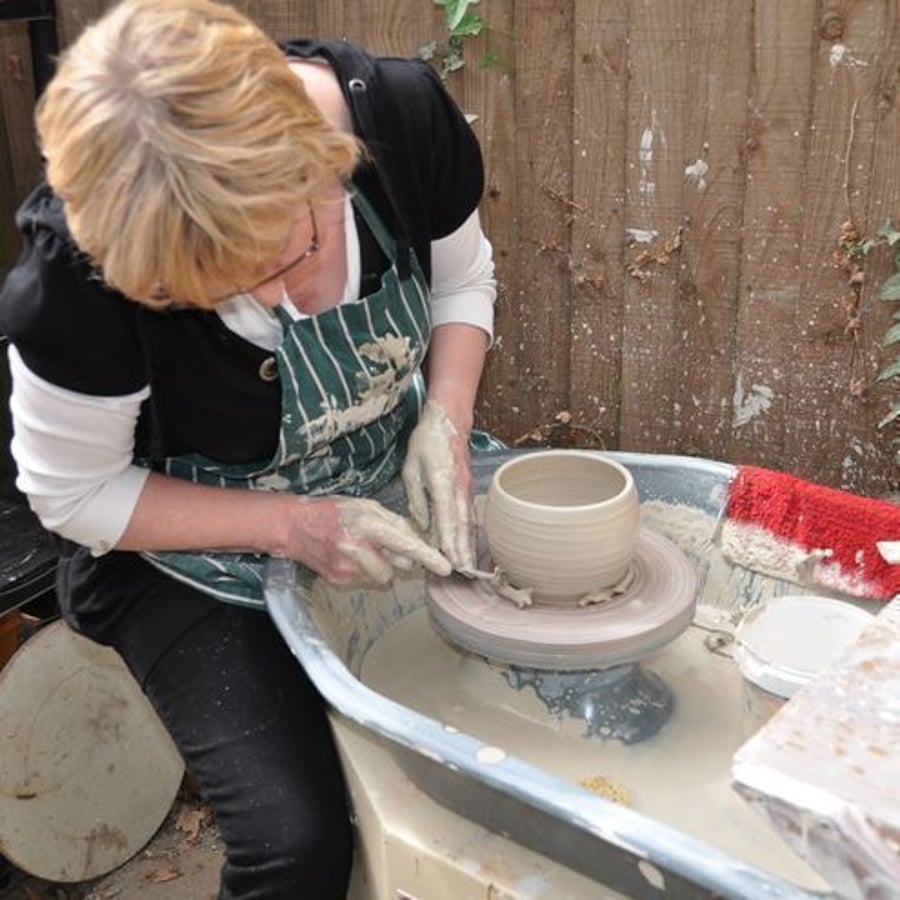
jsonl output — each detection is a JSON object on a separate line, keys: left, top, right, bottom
{"left": 401, "top": 399, "right": 448, "bottom": 534}
{"left": 285, "top": 495, "right": 448, "bottom": 586}
{"left": 401, "top": 400, "right": 477, "bottom": 571}
{"left": 339, "top": 499, "right": 452, "bottom": 578}
{"left": 387, "top": 553, "right": 415, "bottom": 572}
{"left": 336, "top": 542, "right": 394, "bottom": 585}
{"left": 431, "top": 471, "right": 476, "bottom": 573}
{"left": 402, "top": 457, "right": 430, "bottom": 533}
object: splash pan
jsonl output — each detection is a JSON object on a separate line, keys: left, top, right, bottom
{"left": 266, "top": 450, "right": 851, "bottom": 899}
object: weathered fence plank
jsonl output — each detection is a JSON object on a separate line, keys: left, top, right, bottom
{"left": 56, "top": 1, "right": 106, "bottom": 47}
{"left": 567, "top": 0, "right": 629, "bottom": 451}
{"left": 0, "top": 22, "right": 40, "bottom": 201}
{"left": 670, "top": 0, "right": 751, "bottom": 461}
{"left": 783, "top": 1, "right": 898, "bottom": 492}
{"left": 457, "top": 1, "right": 519, "bottom": 438}
{"left": 619, "top": 1, "right": 691, "bottom": 453}
{"left": 855, "top": 2, "right": 900, "bottom": 493}
{"left": 728, "top": 1, "right": 818, "bottom": 471}
{"left": 487, "top": 0, "right": 575, "bottom": 444}
{"left": 335, "top": 0, "right": 430, "bottom": 57}
{"left": 242, "top": 0, "right": 315, "bottom": 40}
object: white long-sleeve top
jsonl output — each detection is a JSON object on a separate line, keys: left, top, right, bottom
{"left": 9, "top": 199, "right": 495, "bottom": 556}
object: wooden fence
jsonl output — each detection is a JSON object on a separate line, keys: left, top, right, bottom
{"left": 2, "top": 0, "right": 899, "bottom": 496}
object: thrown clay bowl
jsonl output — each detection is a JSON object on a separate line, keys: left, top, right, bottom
{"left": 484, "top": 450, "right": 640, "bottom": 606}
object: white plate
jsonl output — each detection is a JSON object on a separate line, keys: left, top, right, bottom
{"left": 734, "top": 594, "right": 875, "bottom": 699}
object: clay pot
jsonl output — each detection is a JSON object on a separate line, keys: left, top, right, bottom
{"left": 484, "top": 450, "right": 640, "bottom": 606}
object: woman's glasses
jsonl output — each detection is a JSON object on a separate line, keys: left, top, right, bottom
{"left": 238, "top": 202, "right": 319, "bottom": 301}
{"left": 152, "top": 202, "right": 320, "bottom": 305}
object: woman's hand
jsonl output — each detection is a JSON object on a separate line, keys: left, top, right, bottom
{"left": 402, "top": 399, "right": 476, "bottom": 571}
{"left": 285, "top": 495, "right": 452, "bottom": 586}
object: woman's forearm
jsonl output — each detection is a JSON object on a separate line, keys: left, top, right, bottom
{"left": 117, "top": 469, "right": 453, "bottom": 583}
{"left": 425, "top": 322, "right": 488, "bottom": 432}
{"left": 116, "top": 471, "right": 294, "bottom": 556}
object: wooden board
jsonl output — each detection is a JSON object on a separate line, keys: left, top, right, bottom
{"left": 732, "top": 597, "right": 900, "bottom": 896}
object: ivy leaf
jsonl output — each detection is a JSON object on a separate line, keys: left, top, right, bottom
{"left": 879, "top": 272, "right": 900, "bottom": 301}
{"left": 878, "top": 404, "right": 900, "bottom": 429}
{"left": 883, "top": 322, "right": 900, "bottom": 347}
{"left": 440, "top": 0, "right": 478, "bottom": 32}
{"left": 876, "top": 221, "right": 900, "bottom": 246}
{"left": 877, "top": 357, "right": 900, "bottom": 381}
{"left": 451, "top": 11, "right": 484, "bottom": 38}
{"left": 481, "top": 49, "right": 501, "bottom": 69}
{"left": 859, "top": 238, "right": 879, "bottom": 255}
{"left": 418, "top": 39, "right": 437, "bottom": 61}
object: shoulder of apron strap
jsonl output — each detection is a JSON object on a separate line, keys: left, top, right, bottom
{"left": 280, "top": 38, "right": 414, "bottom": 280}
{"left": 280, "top": 38, "right": 378, "bottom": 90}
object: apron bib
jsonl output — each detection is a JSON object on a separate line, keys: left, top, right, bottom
{"left": 141, "top": 189, "right": 431, "bottom": 607}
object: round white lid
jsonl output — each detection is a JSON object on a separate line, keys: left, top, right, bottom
{"left": 734, "top": 594, "right": 875, "bottom": 699}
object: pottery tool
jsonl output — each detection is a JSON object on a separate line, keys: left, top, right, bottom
{"left": 719, "top": 465, "right": 900, "bottom": 601}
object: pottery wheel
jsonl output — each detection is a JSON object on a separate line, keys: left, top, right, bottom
{"left": 426, "top": 527, "right": 697, "bottom": 672}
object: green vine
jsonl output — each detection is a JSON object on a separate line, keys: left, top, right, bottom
{"left": 836, "top": 220, "right": 900, "bottom": 465}
{"left": 420, "top": 0, "right": 499, "bottom": 79}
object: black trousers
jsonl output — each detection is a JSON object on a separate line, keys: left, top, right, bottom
{"left": 59, "top": 552, "right": 354, "bottom": 899}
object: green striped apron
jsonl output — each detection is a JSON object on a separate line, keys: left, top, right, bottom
{"left": 140, "top": 189, "right": 431, "bottom": 607}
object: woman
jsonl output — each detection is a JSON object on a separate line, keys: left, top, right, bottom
{"left": 0, "top": 0, "right": 496, "bottom": 895}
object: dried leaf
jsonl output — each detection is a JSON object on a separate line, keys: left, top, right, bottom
{"left": 144, "top": 862, "right": 182, "bottom": 884}
{"left": 175, "top": 805, "right": 206, "bottom": 844}
{"left": 87, "top": 888, "right": 122, "bottom": 900}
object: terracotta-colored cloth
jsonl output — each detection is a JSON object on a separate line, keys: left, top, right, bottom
{"left": 721, "top": 465, "right": 900, "bottom": 601}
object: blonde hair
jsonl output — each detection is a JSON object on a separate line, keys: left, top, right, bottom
{"left": 37, "top": 0, "right": 360, "bottom": 308}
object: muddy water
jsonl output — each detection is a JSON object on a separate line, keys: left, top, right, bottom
{"left": 360, "top": 607, "right": 830, "bottom": 891}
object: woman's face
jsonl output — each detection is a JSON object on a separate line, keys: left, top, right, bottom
{"left": 204, "top": 203, "right": 320, "bottom": 308}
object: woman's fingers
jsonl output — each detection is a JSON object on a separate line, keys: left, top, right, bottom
{"left": 339, "top": 542, "right": 394, "bottom": 585}
{"left": 338, "top": 499, "right": 451, "bottom": 578}
{"left": 400, "top": 400, "right": 478, "bottom": 571}
{"left": 288, "top": 495, "right": 454, "bottom": 585}
{"left": 402, "top": 457, "right": 431, "bottom": 533}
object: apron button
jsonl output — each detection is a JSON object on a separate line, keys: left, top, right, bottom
{"left": 258, "top": 357, "right": 279, "bottom": 382}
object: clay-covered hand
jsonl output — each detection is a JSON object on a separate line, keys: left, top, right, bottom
{"left": 284, "top": 495, "right": 452, "bottom": 586}
{"left": 402, "top": 399, "right": 476, "bottom": 571}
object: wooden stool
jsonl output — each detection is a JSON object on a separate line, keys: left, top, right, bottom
{"left": 0, "top": 620, "right": 184, "bottom": 882}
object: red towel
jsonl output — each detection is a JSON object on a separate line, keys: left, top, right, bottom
{"left": 721, "top": 466, "right": 900, "bottom": 601}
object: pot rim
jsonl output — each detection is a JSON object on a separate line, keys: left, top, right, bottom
{"left": 488, "top": 449, "right": 636, "bottom": 512}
